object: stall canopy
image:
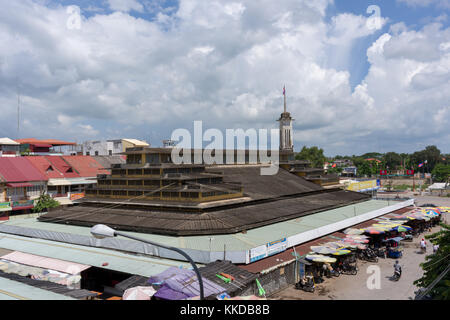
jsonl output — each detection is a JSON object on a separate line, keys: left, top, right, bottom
{"left": 1, "top": 251, "right": 91, "bottom": 275}
{"left": 6, "top": 183, "right": 33, "bottom": 188}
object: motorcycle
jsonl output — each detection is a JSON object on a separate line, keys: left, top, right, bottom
{"left": 359, "top": 248, "right": 378, "bottom": 262}
{"left": 338, "top": 263, "right": 358, "bottom": 275}
{"left": 295, "top": 276, "right": 315, "bottom": 293}
{"left": 392, "top": 269, "right": 402, "bottom": 281}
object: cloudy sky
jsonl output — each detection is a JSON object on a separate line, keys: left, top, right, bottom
{"left": 0, "top": 0, "right": 449, "bottom": 156}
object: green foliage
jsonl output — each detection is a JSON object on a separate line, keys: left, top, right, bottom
{"left": 432, "top": 164, "right": 450, "bottom": 183}
{"left": 414, "top": 222, "right": 450, "bottom": 300}
{"left": 32, "top": 194, "right": 60, "bottom": 213}
{"left": 411, "top": 145, "right": 442, "bottom": 172}
{"left": 383, "top": 152, "right": 403, "bottom": 170}
{"left": 295, "top": 146, "right": 326, "bottom": 168}
{"left": 327, "top": 167, "right": 343, "bottom": 175}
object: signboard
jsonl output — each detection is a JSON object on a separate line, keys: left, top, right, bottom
{"left": 70, "top": 192, "right": 85, "bottom": 201}
{"left": 406, "top": 170, "right": 414, "bottom": 176}
{"left": 12, "top": 200, "right": 34, "bottom": 211}
{"left": 267, "top": 238, "right": 287, "bottom": 256}
{"left": 249, "top": 245, "right": 267, "bottom": 263}
{"left": 347, "top": 180, "right": 379, "bottom": 192}
{"left": 0, "top": 201, "right": 12, "bottom": 212}
{"left": 380, "top": 170, "right": 387, "bottom": 175}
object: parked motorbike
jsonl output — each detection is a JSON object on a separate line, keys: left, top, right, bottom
{"left": 359, "top": 248, "right": 378, "bottom": 262}
{"left": 295, "top": 276, "right": 315, "bottom": 293}
{"left": 338, "top": 263, "right": 358, "bottom": 275}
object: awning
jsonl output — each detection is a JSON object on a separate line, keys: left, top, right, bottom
{"left": 48, "top": 178, "right": 97, "bottom": 186}
{"left": 0, "top": 251, "right": 91, "bottom": 275}
{"left": 6, "top": 183, "right": 33, "bottom": 188}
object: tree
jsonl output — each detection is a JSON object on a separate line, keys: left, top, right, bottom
{"left": 32, "top": 194, "right": 60, "bottom": 213}
{"left": 432, "top": 164, "right": 450, "bottom": 183}
{"left": 295, "top": 146, "right": 326, "bottom": 168}
{"left": 411, "top": 146, "right": 442, "bottom": 172}
{"left": 414, "top": 222, "right": 450, "bottom": 300}
{"left": 358, "top": 161, "right": 372, "bottom": 177}
{"left": 384, "top": 152, "right": 402, "bottom": 170}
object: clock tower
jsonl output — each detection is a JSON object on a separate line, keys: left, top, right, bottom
{"left": 278, "top": 86, "right": 294, "bottom": 152}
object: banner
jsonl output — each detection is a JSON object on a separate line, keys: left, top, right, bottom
{"left": 267, "top": 238, "right": 287, "bottom": 256}
{"left": 0, "top": 201, "right": 12, "bottom": 212}
{"left": 347, "top": 180, "right": 379, "bottom": 192}
{"left": 70, "top": 192, "right": 85, "bottom": 201}
{"left": 11, "top": 199, "right": 34, "bottom": 210}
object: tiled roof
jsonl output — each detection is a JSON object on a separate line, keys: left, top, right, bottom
{"left": 43, "top": 156, "right": 80, "bottom": 178}
{"left": 15, "top": 138, "right": 76, "bottom": 146}
{"left": 25, "top": 156, "right": 66, "bottom": 179}
{"left": 62, "top": 156, "right": 110, "bottom": 177}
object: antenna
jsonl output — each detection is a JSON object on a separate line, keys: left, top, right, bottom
{"left": 17, "top": 84, "right": 20, "bottom": 139}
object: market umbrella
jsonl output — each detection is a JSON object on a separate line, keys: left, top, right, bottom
{"left": 424, "top": 210, "right": 439, "bottom": 217}
{"left": 305, "top": 254, "right": 326, "bottom": 261}
{"left": 344, "top": 237, "right": 369, "bottom": 243}
{"left": 332, "top": 249, "right": 351, "bottom": 256}
{"left": 364, "top": 228, "right": 384, "bottom": 235}
{"left": 313, "top": 256, "right": 337, "bottom": 263}
{"left": 345, "top": 234, "right": 370, "bottom": 239}
{"left": 393, "top": 225, "right": 412, "bottom": 232}
{"left": 123, "top": 286, "right": 157, "bottom": 300}
{"left": 343, "top": 228, "right": 364, "bottom": 235}
{"left": 310, "top": 246, "right": 337, "bottom": 255}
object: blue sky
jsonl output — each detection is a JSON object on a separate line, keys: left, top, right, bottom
{"left": 0, "top": 0, "right": 449, "bottom": 156}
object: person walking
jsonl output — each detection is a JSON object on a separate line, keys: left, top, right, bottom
{"left": 420, "top": 238, "right": 426, "bottom": 253}
{"left": 433, "top": 243, "right": 439, "bottom": 254}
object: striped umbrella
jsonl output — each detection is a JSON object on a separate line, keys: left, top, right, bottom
{"left": 393, "top": 225, "right": 412, "bottom": 232}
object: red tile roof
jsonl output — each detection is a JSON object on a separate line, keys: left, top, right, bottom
{"left": 44, "top": 156, "right": 80, "bottom": 178}
{"left": 25, "top": 156, "right": 67, "bottom": 179}
{"left": 15, "top": 138, "right": 76, "bottom": 146}
{"left": 62, "top": 156, "right": 110, "bottom": 177}
{"left": 0, "top": 157, "right": 47, "bottom": 183}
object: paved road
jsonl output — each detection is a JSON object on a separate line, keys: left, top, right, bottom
{"left": 272, "top": 197, "right": 449, "bottom": 300}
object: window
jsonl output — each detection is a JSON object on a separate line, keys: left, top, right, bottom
{"left": 95, "top": 151, "right": 99, "bottom": 156}
{"left": 109, "top": 150, "right": 112, "bottom": 156}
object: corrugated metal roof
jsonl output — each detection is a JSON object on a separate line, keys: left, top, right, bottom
{"left": 62, "top": 156, "right": 110, "bottom": 177}
{"left": 0, "top": 276, "right": 75, "bottom": 300}
{"left": 3, "top": 200, "right": 397, "bottom": 253}
{"left": 0, "top": 138, "right": 20, "bottom": 145}
{"left": 0, "top": 234, "right": 196, "bottom": 277}
{"left": 0, "top": 157, "right": 48, "bottom": 182}
{"left": 1, "top": 251, "right": 91, "bottom": 274}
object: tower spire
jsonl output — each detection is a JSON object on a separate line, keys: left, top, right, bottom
{"left": 283, "top": 85, "right": 286, "bottom": 113}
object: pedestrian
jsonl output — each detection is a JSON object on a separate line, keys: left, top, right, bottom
{"left": 420, "top": 238, "right": 426, "bottom": 253}
{"left": 433, "top": 243, "right": 439, "bottom": 254}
